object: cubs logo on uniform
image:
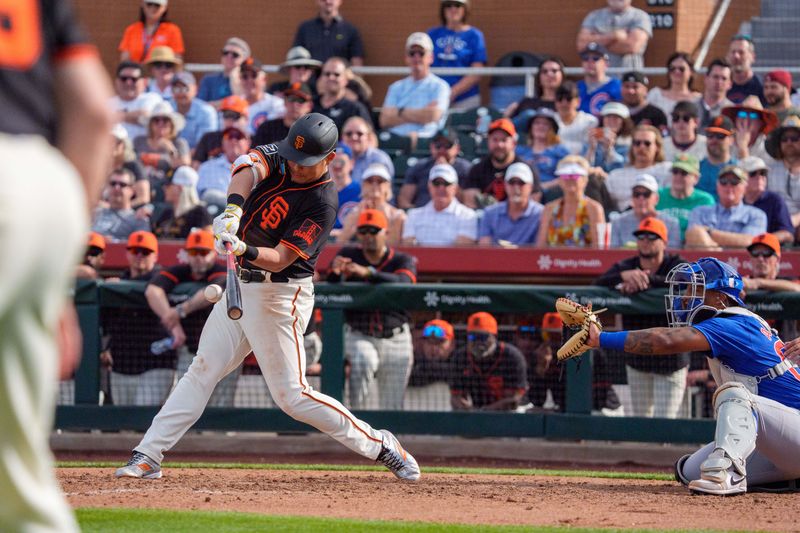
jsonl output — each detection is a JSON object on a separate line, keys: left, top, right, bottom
{"left": 294, "top": 135, "right": 305, "bottom": 149}
{"left": 293, "top": 218, "right": 323, "bottom": 245}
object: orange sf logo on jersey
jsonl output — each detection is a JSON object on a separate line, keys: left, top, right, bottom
{"left": 260, "top": 197, "right": 289, "bottom": 230}
{"left": 294, "top": 135, "right": 305, "bottom": 150}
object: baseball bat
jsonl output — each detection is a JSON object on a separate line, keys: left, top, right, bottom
{"left": 224, "top": 242, "right": 243, "bottom": 320}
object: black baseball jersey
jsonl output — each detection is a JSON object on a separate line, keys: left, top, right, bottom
{"left": 0, "top": 0, "right": 93, "bottom": 142}
{"left": 450, "top": 341, "right": 528, "bottom": 409}
{"left": 149, "top": 263, "right": 226, "bottom": 353}
{"left": 239, "top": 144, "right": 338, "bottom": 279}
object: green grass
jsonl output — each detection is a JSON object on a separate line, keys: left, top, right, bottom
{"left": 58, "top": 461, "right": 673, "bottom": 481}
{"left": 75, "top": 508, "right": 720, "bottom": 533}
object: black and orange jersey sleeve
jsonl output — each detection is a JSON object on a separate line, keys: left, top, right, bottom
{"left": 148, "top": 264, "right": 190, "bottom": 293}
{"left": 250, "top": 144, "right": 284, "bottom": 182}
{"left": 387, "top": 251, "right": 417, "bottom": 283}
{"left": 47, "top": 0, "right": 94, "bottom": 62}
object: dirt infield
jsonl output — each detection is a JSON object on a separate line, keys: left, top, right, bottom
{"left": 59, "top": 467, "right": 799, "bottom": 531}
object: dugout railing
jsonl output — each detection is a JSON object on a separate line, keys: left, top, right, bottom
{"left": 59, "top": 280, "right": 800, "bottom": 444}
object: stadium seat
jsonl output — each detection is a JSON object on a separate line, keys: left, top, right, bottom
{"left": 411, "top": 136, "right": 431, "bottom": 157}
{"left": 457, "top": 131, "right": 478, "bottom": 160}
{"left": 489, "top": 51, "right": 542, "bottom": 111}
{"left": 447, "top": 105, "right": 502, "bottom": 133}
{"left": 378, "top": 131, "right": 411, "bottom": 157}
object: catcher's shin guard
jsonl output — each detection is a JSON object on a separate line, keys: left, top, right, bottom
{"left": 711, "top": 382, "right": 756, "bottom": 475}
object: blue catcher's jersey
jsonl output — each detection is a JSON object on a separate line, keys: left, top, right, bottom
{"left": 693, "top": 310, "right": 800, "bottom": 409}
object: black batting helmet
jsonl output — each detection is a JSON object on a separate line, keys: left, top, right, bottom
{"left": 275, "top": 113, "right": 338, "bottom": 166}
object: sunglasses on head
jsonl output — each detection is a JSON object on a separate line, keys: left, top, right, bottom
{"left": 128, "top": 247, "right": 154, "bottom": 256}
{"left": 430, "top": 179, "right": 451, "bottom": 187}
{"left": 356, "top": 226, "right": 381, "bottom": 235}
{"left": 117, "top": 75, "right": 140, "bottom": 83}
{"left": 636, "top": 233, "right": 660, "bottom": 241}
{"left": 422, "top": 324, "right": 448, "bottom": 339}
{"left": 671, "top": 114, "right": 694, "bottom": 123}
{"left": 407, "top": 49, "right": 426, "bottom": 58}
{"left": 187, "top": 249, "right": 211, "bottom": 257}
{"left": 781, "top": 134, "right": 800, "bottom": 144}
{"left": 737, "top": 110, "right": 760, "bottom": 120}
{"left": 467, "top": 332, "right": 491, "bottom": 343}
{"left": 750, "top": 249, "right": 775, "bottom": 258}
{"left": 221, "top": 49, "right": 241, "bottom": 59}
{"left": 633, "top": 139, "right": 652, "bottom": 147}
{"left": 86, "top": 246, "right": 104, "bottom": 257}
{"left": 109, "top": 180, "right": 130, "bottom": 188}
{"left": 718, "top": 176, "right": 741, "bottom": 186}
{"left": 632, "top": 190, "right": 652, "bottom": 199}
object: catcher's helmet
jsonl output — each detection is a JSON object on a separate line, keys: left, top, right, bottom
{"left": 665, "top": 257, "right": 744, "bottom": 327}
{"left": 275, "top": 112, "right": 338, "bottom": 166}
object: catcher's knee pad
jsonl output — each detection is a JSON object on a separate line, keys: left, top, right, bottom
{"left": 711, "top": 382, "right": 756, "bottom": 475}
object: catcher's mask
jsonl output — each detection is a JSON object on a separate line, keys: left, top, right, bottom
{"left": 665, "top": 257, "right": 744, "bottom": 327}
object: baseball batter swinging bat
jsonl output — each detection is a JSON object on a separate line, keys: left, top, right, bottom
{"left": 223, "top": 242, "right": 243, "bottom": 320}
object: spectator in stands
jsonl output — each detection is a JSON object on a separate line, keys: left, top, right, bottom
{"left": 269, "top": 46, "right": 322, "bottom": 97}
{"left": 621, "top": 71, "right": 668, "bottom": 133}
{"left": 145, "top": 230, "right": 236, "bottom": 406}
{"left": 344, "top": 72, "right": 374, "bottom": 111}
{"left": 379, "top": 32, "right": 450, "bottom": 139}
{"left": 763, "top": 70, "right": 795, "bottom": 123}
{"left": 428, "top": 0, "right": 487, "bottom": 109}
{"left": 743, "top": 233, "right": 799, "bottom": 292}
{"left": 577, "top": 0, "right": 651, "bottom": 69}
{"left": 726, "top": 35, "right": 764, "bottom": 105}
{"left": 337, "top": 163, "right": 406, "bottom": 245}
{"left": 647, "top": 52, "right": 701, "bottom": 119}
{"left": 685, "top": 165, "right": 767, "bottom": 249}
{"left": 341, "top": 116, "right": 394, "bottom": 184}
{"left": 586, "top": 101, "right": 633, "bottom": 173}
{"left": 197, "top": 126, "right": 250, "bottom": 200}
{"left": 577, "top": 42, "right": 621, "bottom": 117}
{"left": 696, "top": 59, "right": 733, "bottom": 128}
{"left": 197, "top": 37, "right": 250, "bottom": 107}
{"left": 656, "top": 154, "right": 715, "bottom": 242}
{"left": 403, "top": 163, "right": 478, "bottom": 245}
{"left": 313, "top": 57, "right": 371, "bottom": 131}
{"left": 517, "top": 108, "right": 570, "bottom": 198}
{"left": 293, "top": 0, "right": 364, "bottom": 65}
{"left": 111, "top": 124, "right": 150, "bottom": 208}
{"left": 152, "top": 166, "right": 212, "bottom": 239}
{"left": 252, "top": 82, "right": 313, "bottom": 147}
{"left": 697, "top": 115, "right": 736, "bottom": 199}
{"left": 536, "top": 156, "right": 605, "bottom": 248}
{"left": 450, "top": 312, "right": 528, "bottom": 412}
{"left": 610, "top": 174, "right": 680, "bottom": 249}
{"left": 134, "top": 101, "right": 190, "bottom": 186}
{"left": 463, "top": 118, "right": 538, "bottom": 208}
{"left": 663, "top": 101, "right": 706, "bottom": 161}
{"left": 722, "top": 96, "right": 778, "bottom": 162}
{"left": 92, "top": 168, "right": 150, "bottom": 242}
{"left": 398, "top": 128, "right": 471, "bottom": 209}
{"left": 741, "top": 157, "right": 795, "bottom": 244}
{"left": 607, "top": 124, "right": 670, "bottom": 211}
{"left": 170, "top": 72, "right": 217, "bottom": 150}
{"left": 144, "top": 46, "right": 180, "bottom": 99}
{"left": 76, "top": 232, "right": 107, "bottom": 280}
{"left": 241, "top": 57, "right": 285, "bottom": 134}
{"left": 516, "top": 314, "right": 564, "bottom": 411}
{"left": 329, "top": 144, "right": 361, "bottom": 234}
{"left": 506, "top": 56, "right": 564, "bottom": 122}
{"left": 478, "top": 162, "right": 543, "bottom": 246}
{"left": 110, "top": 61, "right": 163, "bottom": 140}
{"left": 407, "top": 319, "right": 455, "bottom": 392}
{"left": 327, "top": 209, "right": 416, "bottom": 410}
{"left": 118, "top": 0, "right": 184, "bottom": 63}
{"left": 554, "top": 81, "right": 598, "bottom": 156}
{"left": 595, "top": 216, "right": 688, "bottom": 418}
{"left": 117, "top": 231, "right": 161, "bottom": 281}
{"left": 192, "top": 96, "right": 250, "bottom": 167}
{"left": 764, "top": 112, "right": 800, "bottom": 234}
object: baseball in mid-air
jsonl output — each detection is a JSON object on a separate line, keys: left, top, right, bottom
{"left": 204, "top": 284, "right": 223, "bottom": 303}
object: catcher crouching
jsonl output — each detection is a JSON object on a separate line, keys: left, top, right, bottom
{"left": 556, "top": 257, "right": 800, "bottom": 496}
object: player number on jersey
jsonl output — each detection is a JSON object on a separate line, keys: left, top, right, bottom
{"left": 0, "top": 0, "right": 43, "bottom": 70}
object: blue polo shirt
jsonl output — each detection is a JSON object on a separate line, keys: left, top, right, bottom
{"left": 746, "top": 190, "right": 794, "bottom": 235}
{"left": 688, "top": 202, "right": 767, "bottom": 235}
{"left": 478, "top": 199, "right": 544, "bottom": 245}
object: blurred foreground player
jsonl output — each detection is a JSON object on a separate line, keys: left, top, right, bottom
{"left": 0, "top": 0, "right": 113, "bottom": 530}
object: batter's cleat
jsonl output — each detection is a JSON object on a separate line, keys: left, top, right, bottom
{"left": 115, "top": 451, "right": 162, "bottom": 479}
{"left": 688, "top": 449, "right": 746, "bottom": 496}
{"left": 376, "top": 430, "right": 420, "bottom": 482}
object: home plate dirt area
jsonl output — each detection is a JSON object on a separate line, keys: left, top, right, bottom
{"left": 58, "top": 466, "right": 798, "bottom": 531}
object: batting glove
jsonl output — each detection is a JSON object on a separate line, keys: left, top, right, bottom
{"left": 212, "top": 204, "right": 243, "bottom": 237}
{"left": 216, "top": 231, "right": 248, "bottom": 256}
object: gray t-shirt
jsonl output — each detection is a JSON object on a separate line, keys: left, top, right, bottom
{"left": 91, "top": 208, "right": 150, "bottom": 242}
{"left": 610, "top": 210, "right": 682, "bottom": 249}
{"left": 581, "top": 6, "right": 653, "bottom": 69}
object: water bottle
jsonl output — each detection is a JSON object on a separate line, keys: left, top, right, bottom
{"left": 475, "top": 107, "right": 491, "bottom": 136}
{"left": 150, "top": 337, "right": 175, "bottom": 355}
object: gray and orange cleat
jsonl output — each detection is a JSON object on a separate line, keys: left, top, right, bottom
{"left": 376, "top": 429, "right": 420, "bottom": 482}
{"left": 115, "top": 451, "right": 162, "bottom": 479}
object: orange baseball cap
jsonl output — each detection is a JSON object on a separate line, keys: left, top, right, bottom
{"left": 185, "top": 230, "right": 215, "bottom": 251}
{"left": 488, "top": 118, "right": 516, "bottom": 138}
{"left": 422, "top": 319, "right": 454, "bottom": 340}
{"left": 467, "top": 312, "right": 497, "bottom": 335}
{"left": 748, "top": 233, "right": 781, "bottom": 258}
{"left": 220, "top": 95, "right": 249, "bottom": 116}
{"left": 357, "top": 209, "right": 387, "bottom": 230}
{"left": 633, "top": 216, "right": 667, "bottom": 242}
{"left": 88, "top": 232, "right": 106, "bottom": 250}
{"left": 541, "top": 312, "right": 563, "bottom": 331}
{"left": 127, "top": 231, "right": 158, "bottom": 253}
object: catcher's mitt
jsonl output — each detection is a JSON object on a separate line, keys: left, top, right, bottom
{"left": 555, "top": 298, "right": 604, "bottom": 362}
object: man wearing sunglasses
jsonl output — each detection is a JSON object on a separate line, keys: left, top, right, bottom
{"left": 197, "top": 126, "right": 251, "bottom": 200}
{"left": 576, "top": 42, "right": 621, "bottom": 117}
{"left": 450, "top": 312, "right": 528, "bottom": 412}
{"left": 197, "top": 37, "right": 250, "bottom": 107}
{"left": 242, "top": 57, "right": 285, "bottom": 134}
{"left": 76, "top": 232, "right": 108, "bottom": 280}
{"left": 253, "top": 82, "right": 314, "bottom": 147}
{"left": 478, "top": 162, "right": 544, "bottom": 246}
{"left": 697, "top": 115, "right": 736, "bottom": 199}
{"left": 764, "top": 112, "right": 800, "bottom": 235}
{"left": 170, "top": 71, "right": 218, "bottom": 150}
{"left": 741, "top": 157, "right": 794, "bottom": 244}
{"left": 192, "top": 95, "right": 250, "bottom": 167}
{"left": 379, "top": 32, "right": 451, "bottom": 139}
{"left": 656, "top": 154, "right": 714, "bottom": 243}
{"left": 721, "top": 97, "right": 778, "bottom": 161}
{"left": 110, "top": 60, "right": 164, "bottom": 140}
{"left": 313, "top": 57, "right": 371, "bottom": 132}
{"left": 664, "top": 101, "right": 706, "bottom": 162}
{"left": 399, "top": 128, "right": 471, "bottom": 209}
{"left": 742, "top": 233, "right": 798, "bottom": 293}
{"left": 610, "top": 173, "right": 680, "bottom": 249}
{"left": 327, "top": 209, "right": 417, "bottom": 410}
{"left": 91, "top": 169, "right": 151, "bottom": 241}
{"left": 686, "top": 165, "right": 767, "bottom": 249}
